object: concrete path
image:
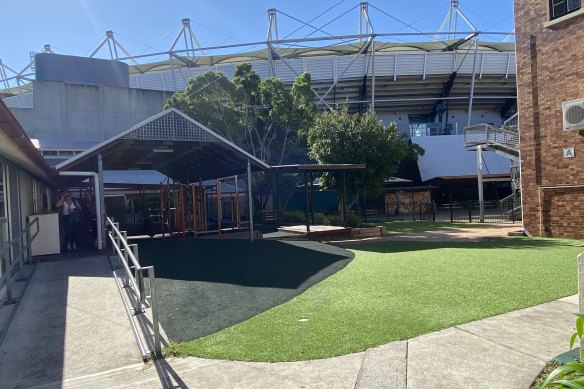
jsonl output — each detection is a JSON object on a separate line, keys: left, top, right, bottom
{"left": 0, "top": 255, "right": 578, "bottom": 389}
{"left": 0, "top": 256, "right": 140, "bottom": 389}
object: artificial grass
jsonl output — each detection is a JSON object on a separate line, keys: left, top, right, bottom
{"left": 168, "top": 237, "right": 582, "bottom": 362}
{"left": 374, "top": 220, "right": 491, "bottom": 235}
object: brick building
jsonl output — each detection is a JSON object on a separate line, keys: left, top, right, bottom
{"left": 515, "top": 0, "right": 584, "bottom": 238}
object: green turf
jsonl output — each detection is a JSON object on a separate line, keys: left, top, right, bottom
{"left": 168, "top": 237, "right": 582, "bottom": 362}
{"left": 371, "top": 220, "right": 496, "bottom": 235}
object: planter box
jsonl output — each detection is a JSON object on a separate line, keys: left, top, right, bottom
{"left": 350, "top": 226, "right": 383, "bottom": 238}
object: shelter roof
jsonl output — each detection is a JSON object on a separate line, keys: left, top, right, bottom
{"left": 272, "top": 163, "right": 366, "bottom": 172}
{"left": 56, "top": 108, "right": 270, "bottom": 181}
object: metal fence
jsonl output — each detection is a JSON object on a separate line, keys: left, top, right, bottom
{"left": 364, "top": 199, "right": 520, "bottom": 224}
{"left": 106, "top": 217, "right": 161, "bottom": 359}
{"left": 436, "top": 200, "right": 519, "bottom": 223}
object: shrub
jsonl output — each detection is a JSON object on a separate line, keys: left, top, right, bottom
{"left": 345, "top": 213, "right": 362, "bottom": 228}
{"left": 323, "top": 215, "right": 340, "bottom": 226}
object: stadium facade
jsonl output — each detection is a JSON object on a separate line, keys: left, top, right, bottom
{"left": 0, "top": 2, "right": 517, "bottom": 201}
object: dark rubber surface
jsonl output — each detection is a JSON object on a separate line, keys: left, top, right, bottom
{"left": 137, "top": 238, "right": 353, "bottom": 343}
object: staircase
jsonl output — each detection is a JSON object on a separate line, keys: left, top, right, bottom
{"left": 463, "top": 113, "right": 519, "bottom": 160}
{"left": 464, "top": 114, "right": 522, "bottom": 221}
{"left": 500, "top": 191, "right": 522, "bottom": 222}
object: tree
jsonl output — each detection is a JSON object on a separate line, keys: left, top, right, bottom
{"left": 164, "top": 65, "right": 317, "bottom": 210}
{"left": 164, "top": 71, "right": 241, "bottom": 143}
{"left": 307, "top": 107, "right": 424, "bottom": 222}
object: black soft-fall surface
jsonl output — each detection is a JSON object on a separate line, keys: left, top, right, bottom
{"left": 137, "top": 238, "right": 353, "bottom": 343}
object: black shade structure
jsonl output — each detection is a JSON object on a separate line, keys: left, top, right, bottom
{"left": 55, "top": 108, "right": 270, "bottom": 181}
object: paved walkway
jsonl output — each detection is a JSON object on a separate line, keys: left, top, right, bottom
{"left": 0, "top": 254, "right": 578, "bottom": 389}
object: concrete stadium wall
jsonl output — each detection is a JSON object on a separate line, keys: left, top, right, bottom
{"left": 29, "top": 81, "right": 172, "bottom": 142}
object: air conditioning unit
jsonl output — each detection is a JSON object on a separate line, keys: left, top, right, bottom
{"left": 563, "top": 98, "right": 584, "bottom": 131}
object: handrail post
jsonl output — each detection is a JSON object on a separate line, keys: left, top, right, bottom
{"left": 17, "top": 234, "right": 24, "bottom": 278}
{"left": 131, "top": 244, "right": 145, "bottom": 307}
{"left": 3, "top": 249, "right": 14, "bottom": 305}
{"left": 26, "top": 227, "right": 32, "bottom": 264}
{"left": 122, "top": 231, "right": 129, "bottom": 287}
{"left": 148, "top": 267, "right": 162, "bottom": 357}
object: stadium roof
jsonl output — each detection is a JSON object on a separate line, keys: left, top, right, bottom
{"left": 129, "top": 40, "right": 515, "bottom": 73}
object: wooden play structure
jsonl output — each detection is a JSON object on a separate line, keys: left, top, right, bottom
{"left": 156, "top": 177, "right": 246, "bottom": 238}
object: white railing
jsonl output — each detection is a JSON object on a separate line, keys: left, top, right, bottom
{"left": 0, "top": 217, "right": 39, "bottom": 305}
{"left": 106, "top": 217, "right": 161, "bottom": 359}
{"left": 463, "top": 123, "right": 519, "bottom": 156}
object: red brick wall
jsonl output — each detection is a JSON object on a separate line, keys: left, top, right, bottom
{"left": 514, "top": 0, "right": 584, "bottom": 238}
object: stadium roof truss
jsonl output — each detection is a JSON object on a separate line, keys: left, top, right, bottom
{"left": 1, "top": 1, "right": 516, "bottom": 118}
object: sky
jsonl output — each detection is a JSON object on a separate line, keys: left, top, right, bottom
{"left": 0, "top": 0, "right": 515, "bottom": 72}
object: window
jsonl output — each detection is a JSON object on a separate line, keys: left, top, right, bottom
{"left": 550, "top": 0, "right": 581, "bottom": 20}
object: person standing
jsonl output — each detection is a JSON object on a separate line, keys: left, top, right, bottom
{"left": 55, "top": 191, "right": 82, "bottom": 251}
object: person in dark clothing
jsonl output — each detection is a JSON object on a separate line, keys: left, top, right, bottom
{"left": 55, "top": 191, "right": 82, "bottom": 251}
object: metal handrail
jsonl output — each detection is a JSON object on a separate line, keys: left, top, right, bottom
{"left": 106, "top": 216, "right": 161, "bottom": 358}
{"left": 463, "top": 123, "right": 519, "bottom": 156}
{"left": 0, "top": 217, "right": 39, "bottom": 304}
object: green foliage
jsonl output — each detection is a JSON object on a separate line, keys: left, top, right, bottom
{"left": 280, "top": 210, "right": 307, "bottom": 224}
{"left": 345, "top": 213, "right": 362, "bottom": 228}
{"left": 541, "top": 315, "right": 584, "bottom": 389}
{"left": 165, "top": 65, "right": 316, "bottom": 166}
{"left": 306, "top": 107, "right": 423, "bottom": 221}
{"left": 164, "top": 71, "right": 240, "bottom": 142}
{"left": 323, "top": 214, "right": 340, "bottom": 226}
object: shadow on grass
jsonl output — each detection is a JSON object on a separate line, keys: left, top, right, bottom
{"left": 343, "top": 237, "right": 581, "bottom": 254}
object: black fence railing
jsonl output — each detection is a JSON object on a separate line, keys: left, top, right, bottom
{"left": 435, "top": 200, "right": 518, "bottom": 223}
{"left": 363, "top": 200, "right": 519, "bottom": 224}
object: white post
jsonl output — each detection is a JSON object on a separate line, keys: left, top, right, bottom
{"left": 578, "top": 253, "right": 584, "bottom": 359}
{"left": 247, "top": 160, "right": 254, "bottom": 242}
{"left": 477, "top": 145, "right": 484, "bottom": 222}
{"left": 467, "top": 36, "right": 479, "bottom": 127}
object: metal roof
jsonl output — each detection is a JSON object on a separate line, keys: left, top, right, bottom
{"left": 56, "top": 108, "right": 270, "bottom": 181}
{"left": 128, "top": 41, "right": 515, "bottom": 73}
{"left": 272, "top": 164, "right": 366, "bottom": 172}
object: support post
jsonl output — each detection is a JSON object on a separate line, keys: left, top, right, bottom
{"left": 98, "top": 154, "right": 106, "bottom": 249}
{"left": 578, "top": 253, "right": 584, "bottom": 361}
{"left": 371, "top": 39, "right": 375, "bottom": 111}
{"left": 247, "top": 160, "right": 254, "bottom": 242}
{"left": 310, "top": 172, "right": 315, "bottom": 225}
{"left": 275, "top": 169, "right": 280, "bottom": 228}
{"left": 216, "top": 180, "right": 222, "bottom": 234}
{"left": 467, "top": 36, "right": 479, "bottom": 127}
{"left": 304, "top": 173, "right": 310, "bottom": 234}
{"left": 343, "top": 171, "right": 347, "bottom": 227}
{"left": 477, "top": 145, "right": 484, "bottom": 222}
